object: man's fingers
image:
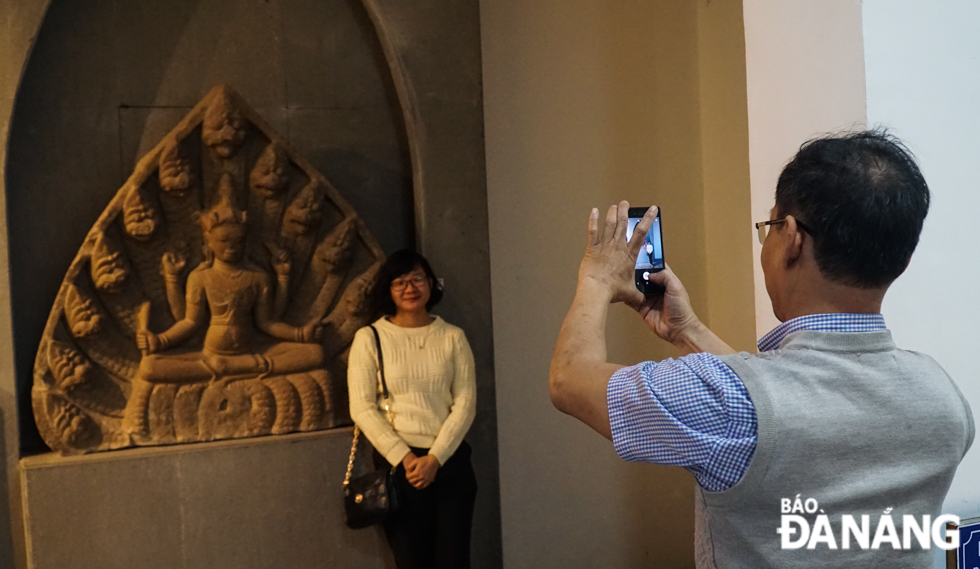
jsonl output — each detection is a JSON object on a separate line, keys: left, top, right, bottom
{"left": 647, "top": 268, "right": 670, "bottom": 288}
{"left": 647, "top": 263, "right": 678, "bottom": 291}
{"left": 587, "top": 208, "right": 599, "bottom": 248}
{"left": 634, "top": 293, "right": 661, "bottom": 317}
{"left": 622, "top": 287, "right": 646, "bottom": 311}
{"left": 612, "top": 200, "right": 630, "bottom": 242}
{"left": 603, "top": 204, "right": 618, "bottom": 243}
{"left": 627, "top": 205, "right": 659, "bottom": 254}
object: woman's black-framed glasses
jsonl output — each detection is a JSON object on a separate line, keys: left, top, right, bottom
{"left": 755, "top": 218, "right": 813, "bottom": 245}
{"left": 391, "top": 275, "right": 429, "bottom": 292}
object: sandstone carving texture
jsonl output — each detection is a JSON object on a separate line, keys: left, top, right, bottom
{"left": 32, "top": 85, "right": 385, "bottom": 454}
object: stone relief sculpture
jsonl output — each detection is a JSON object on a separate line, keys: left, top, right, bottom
{"left": 32, "top": 85, "right": 385, "bottom": 454}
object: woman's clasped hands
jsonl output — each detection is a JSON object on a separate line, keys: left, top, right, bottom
{"left": 402, "top": 452, "right": 440, "bottom": 490}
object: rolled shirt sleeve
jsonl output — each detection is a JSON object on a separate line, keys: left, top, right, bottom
{"left": 607, "top": 352, "right": 758, "bottom": 492}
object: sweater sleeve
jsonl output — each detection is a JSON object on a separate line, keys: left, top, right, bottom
{"left": 427, "top": 329, "right": 477, "bottom": 465}
{"left": 347, "top": 326, "right": 411, "bottom": 466}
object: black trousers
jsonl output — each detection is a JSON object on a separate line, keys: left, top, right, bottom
{"left": 373, "top": 442, "right": 478, "bottom": 569}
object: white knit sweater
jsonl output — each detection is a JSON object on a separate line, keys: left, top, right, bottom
{"left": 347, "top": 316, "right": 477, "bottom": 466}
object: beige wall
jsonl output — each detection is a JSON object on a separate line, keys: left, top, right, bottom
{"left": 742, "top": 0, "right": 867, "bottom": 336}
{"left": 698, "top": 0, "right": 756, "bottom": 353}
{"left": 482, "top": 0, "right": 753, "bottom": 566}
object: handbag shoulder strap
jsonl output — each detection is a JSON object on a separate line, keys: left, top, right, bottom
{"left": 368, "top": 325, "right": 389, "bottom": 399}
{"left": 345, "top": 324, "right": 395, "bottom": 486}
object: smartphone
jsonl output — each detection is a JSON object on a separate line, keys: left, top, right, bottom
{"left": 625, "top": 207, "right": 665, "bottom": 296}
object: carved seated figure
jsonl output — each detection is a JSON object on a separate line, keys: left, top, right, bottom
{"left": 136, "top": 196, "right": 324, "bottom": 381}
{"left": 124, "top": 195, "right": 326, "bottom": 439}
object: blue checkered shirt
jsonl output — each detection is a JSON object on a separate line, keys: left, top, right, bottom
{"left": 607, "top": 313, "right": 887, "bottom": 491}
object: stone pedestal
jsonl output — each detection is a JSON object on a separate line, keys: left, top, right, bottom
{"left": 20, "top": 428, "right": 392, "bottom": 569}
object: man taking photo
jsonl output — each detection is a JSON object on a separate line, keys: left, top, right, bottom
{"left": 549, "top": 130, "right": 974, "bottom": 567}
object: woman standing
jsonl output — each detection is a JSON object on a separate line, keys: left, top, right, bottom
{"left": 347, "top": 249, "right": 478, "bottom": 569}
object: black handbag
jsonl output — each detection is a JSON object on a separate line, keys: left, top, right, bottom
{"left": 344, "top": 325, "right": 399, "bottom": 529}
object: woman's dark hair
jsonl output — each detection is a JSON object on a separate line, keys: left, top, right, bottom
{"left": 371, "top": 249, "right": 444, "bottom": 316}
{"left": 775, "top": 129, "right": 930, "bottom": 289}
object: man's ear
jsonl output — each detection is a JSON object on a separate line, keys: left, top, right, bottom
{"left": 783, "top": 215, "right": 805, "bottom": 265}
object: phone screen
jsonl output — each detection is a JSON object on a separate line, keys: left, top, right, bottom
{"left": 625, "top": 207, "right": 664, "bottom": 295}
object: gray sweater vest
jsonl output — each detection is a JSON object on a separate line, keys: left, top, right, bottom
{"left": 695, "top": 331, "right": 974, "bottom": 568}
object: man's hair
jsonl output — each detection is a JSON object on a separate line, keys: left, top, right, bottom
{"left": 775, "top": 129, "right": 930, "bottom": 289}
{"left": 371, "top": 249, "right": 444, "bottom": 316}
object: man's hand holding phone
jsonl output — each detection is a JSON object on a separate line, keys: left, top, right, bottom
{"left": 550, "top": 201, "right": 734, "bottom": 439}
{"left": 576, "top": 202, "right": 734, "bottom": 356}
{"left": 635, "top": 265, "right": 700, "bottom": 344}
{"left": 578, "top": 201, "right": 658, "bottom": 309}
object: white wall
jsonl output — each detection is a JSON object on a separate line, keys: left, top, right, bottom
{"left": 864, "top": 0, "right": 980, "bottom": 539}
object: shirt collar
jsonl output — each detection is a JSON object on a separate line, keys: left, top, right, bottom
{"left": 757, "top": 313, "right": 887, "bottom": 352}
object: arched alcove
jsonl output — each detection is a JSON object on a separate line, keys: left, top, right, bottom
{"left": 7, "top": 0, "right": 414, "bottom": 454}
